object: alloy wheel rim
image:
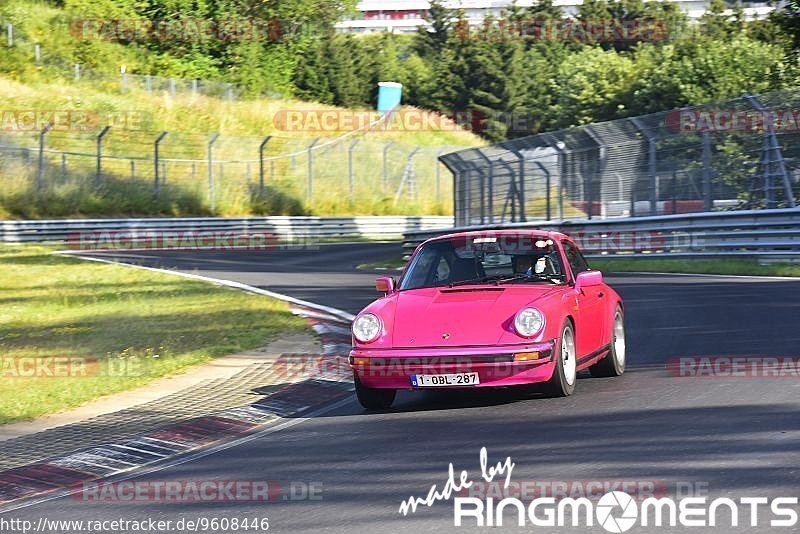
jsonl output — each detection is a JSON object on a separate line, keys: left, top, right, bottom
{"left": 562, "top": 326, "right": 576, "bottom": 386}
{"left": 613, "top": 314, "right": 626, "bottom": 367}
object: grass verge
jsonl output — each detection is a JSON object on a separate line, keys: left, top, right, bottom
{"left": 589, "top": 257, "right": 800, "bottom": 277}
{"left": 357, "top": 258, "right": 407, "bottom": 271}
{"left": 0, "top": 245, "right": 307, "bottom": 425}
{"left": 0, "top": 75, "right": 481, "bottom": 218}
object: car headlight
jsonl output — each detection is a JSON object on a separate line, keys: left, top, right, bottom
{"left": 514, "top": 308, "right": 545, "bottom": 337}
{"left": 352, "top": 313, "right": 382, "bottom": 343}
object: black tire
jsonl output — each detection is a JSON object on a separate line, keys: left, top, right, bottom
{"left": 354, "top": 374, "right": 396, "bottom": 409}
{"left": 541, "top": 320, "right": 577, "bottom": 397}
{"left": 589, "top": 306, "right": 626, "bottom": 378}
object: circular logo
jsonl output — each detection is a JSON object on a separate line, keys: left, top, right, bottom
{"left": 596, "top": 491, "right": 638, "bottom": 533}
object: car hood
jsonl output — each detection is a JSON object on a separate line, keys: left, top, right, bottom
{"left": 389, "top": 285, "right": 560, "bottom": 348}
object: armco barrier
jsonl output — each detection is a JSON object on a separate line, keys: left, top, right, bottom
{"left": 402, "top": 209, "right": 800, "bottom": 260}
{"left": 1, "top": 216, "right": 454, "bottom": 244}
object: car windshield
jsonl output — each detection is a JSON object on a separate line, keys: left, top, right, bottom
{"left": 399, "top": 235, "right": 566, "bottom": 291}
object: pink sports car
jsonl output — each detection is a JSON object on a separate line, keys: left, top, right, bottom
{"left": 349, "top": 230, "right": 626, "bottom": 409}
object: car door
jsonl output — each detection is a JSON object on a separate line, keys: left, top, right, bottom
{"left": 563, "top": 241, "right": 606, "bottom": 358}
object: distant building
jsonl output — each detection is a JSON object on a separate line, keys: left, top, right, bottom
{"left": 335, "top": 0, "right": 773, "bottom": 34}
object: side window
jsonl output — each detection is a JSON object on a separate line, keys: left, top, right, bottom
{"left": 401, "top": 247, "right": 439, "bottom": 289}
{"left": 434, "top": 256, "right": 451, "bottom": 283}
{"left": 564, "top": 242, "right": 590, "bottom": 277}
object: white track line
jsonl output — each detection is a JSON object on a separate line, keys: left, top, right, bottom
{"left": 62, "top": 253, "right": 355, "bottom": 322}
{"left": 0, "top": 251, "right": 358, "bottom": 513}
{"left": 0, "top": 252, "right": 355, "bottom": 514}
{"left": 2, "top": 250, "right": 357, "bottom": 512}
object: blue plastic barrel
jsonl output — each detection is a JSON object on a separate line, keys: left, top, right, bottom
{"left": 377, "top": 82, "right": 403, "bottom": 114}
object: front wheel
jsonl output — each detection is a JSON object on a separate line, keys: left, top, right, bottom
{"left": 589, "top": 306, "right": 626, "bottom": 378}
{"left": 354, "top": 374, "right": 396, "bottom": 409}
{"left": 541, "top": 320, "right": 577, "bottom": 397}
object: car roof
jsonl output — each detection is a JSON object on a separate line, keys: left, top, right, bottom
{"left": 423, "top": 229, "right": 571, "bottom": 245}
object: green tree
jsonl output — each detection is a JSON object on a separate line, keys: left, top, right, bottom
{"left": 324, "top": 34, "right": 370, "bottom": 107}
{"left": 292, "top": 34, "right": 372, "bottom": 106}
{"left": 293, "top": 38, "right": 334, "bottom": 103}
{"left": 623, "top": 36, "right": 788, "bottom": 115}
{"left": 425, "top": 20, "right": 472, "bottom": 111}
{"left": 576, "top": 0, "right": 687, "bottom": 51}
{"left": 698, "top": 0, "right": 746, "bottom": 40}
{"left": 524, "top": 0, "right": 564, "bottom": 21}
{"left": 768, "top": 0, "right": 800, "bottom": 51}
{"left": 414, "top": 0, "right": 456, "bottom": 59}
{"left": 422, "top": 12, "right": 533, "bottom": 140}
{"left": 551, "top": 46, "right": 637, "bottom": 127}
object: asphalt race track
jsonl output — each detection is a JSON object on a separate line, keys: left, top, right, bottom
{"left": 77, "top": 242, "right": 404, "bottom": 314}
{"left": 5, "top": 243, "right": 800, "bottom": 533}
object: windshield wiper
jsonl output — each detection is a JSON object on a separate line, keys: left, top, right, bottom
{"left": 448, "top": 274, "right": 563, "bottom": 287}
{"left": 448, "top": 274, "right": 504, "bottom": 287}
{"left": 495, "top": 274, "right": 564, "bottom": 285}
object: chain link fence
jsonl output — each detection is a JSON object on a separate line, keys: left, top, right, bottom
{"left": 0, "top": 17, "right": 467, "bottom": 217}
{"left": 443, "top": 89, "right": 800, "bottom": 226}
{"left": 0, "top": 127, "right": 464, "bottom": 216}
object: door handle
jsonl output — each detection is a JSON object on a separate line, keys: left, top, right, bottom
{"left": 598, "top": 291, "right": 605, "bottom": 297}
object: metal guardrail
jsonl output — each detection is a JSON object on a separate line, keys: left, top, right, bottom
{"left": 402, "top": 209, "right": 800, "bottom": 260}
{"left": 1, "top": 216, "right": 454, "bottom": 243}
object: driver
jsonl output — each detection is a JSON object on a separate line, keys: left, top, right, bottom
{"left": 513, "top": 255, "right": 549, "bottom": 277}
{"left": 512, "top": 255, "right": 534, "bottom": 276}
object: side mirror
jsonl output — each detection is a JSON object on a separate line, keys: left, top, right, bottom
{"left": 574, "top": 270, "right": 603, "bottom": 292}
{"left": 375, "top": 276, "right": 395, "bottom": 293}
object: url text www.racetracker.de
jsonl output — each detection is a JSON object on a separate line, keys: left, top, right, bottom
{"left": 399, "top": 447, "right": 799, "bottom": 532}
{"left": 0, "top": 516, "right": 271, "bottom": 533}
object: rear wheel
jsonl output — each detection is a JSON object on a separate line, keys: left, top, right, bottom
{"left": 589, "top": 306, "right": 626, "bottom": 378}
{"left": 542, "top": 320, "right": 577, "bottom": 397}
{"left": 354, "top": 374, "right": 396, "bottom": 409}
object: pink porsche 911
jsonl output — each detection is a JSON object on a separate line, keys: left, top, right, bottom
{"left": 348, "top": 230, "right": 626, "bottom": 409}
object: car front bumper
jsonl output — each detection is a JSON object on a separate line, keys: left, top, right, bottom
{"left": 349, "top": 341, "right": 557, "bottom": 389}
